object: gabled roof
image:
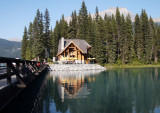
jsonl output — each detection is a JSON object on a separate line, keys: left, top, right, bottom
{"left": 57, "top": 39, "right": 91, "bottom": 56}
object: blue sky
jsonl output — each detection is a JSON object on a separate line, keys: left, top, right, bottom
{"left": 0, "top": 0, "right": 160, "bottom": 40}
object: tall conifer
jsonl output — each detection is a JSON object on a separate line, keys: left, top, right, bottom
{"left": 67, "top": 11, "right": 77, "bottom": 39}
{"left": 60, "top": 15, "right": 68, "bottom": 38}
{"left": 106, "top": 16, "right": 117, "bottom": 64}
{"left": 154, "top": 26, "right": 160, "bottom": 62}
{"left": 121, "top": 15, "right": 129, "bottom": 63}
{"left": 115, "top": 7, "right": 122, "bottom": 59}
{"left": 77, "top": 1, "right": 89, "bottom": 39}
{"left": 96, "top": 17, "right": 106, "bottom": 64}
{"left": 111, "top": 15, "right": 118, "bottom": 62}
{"left": 44, "top": 8, "right": 51, "bottom": 59}
{"left": 95, "top": 6, "right": 99, "bottom": 22}
{"left": 52, "top": 21, "right": 61, "bottom": 57}
{"left": 21, "top": 26, "right": 28, "bottom": 59}
{"left": 126, "top": 14, "right": 134, "bottom": 61}
{"left": 134, "top": 14, "right": 143, "bottom": 60}
{"left": 141, "top": 9, "right": 151, "bottom": 63}
{"left": 32, "top": 9, "right": 45, "bottom": 61}
{"left": 27, "top": 22, "right": 33, "bottom": 60}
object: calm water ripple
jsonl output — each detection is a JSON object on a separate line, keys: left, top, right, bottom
{"left": 3, "top": 68, "right": 160, "bottom": 113}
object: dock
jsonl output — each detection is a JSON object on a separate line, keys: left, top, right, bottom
{"left": 50, "top": 64, "right": 106, "bottom": 71}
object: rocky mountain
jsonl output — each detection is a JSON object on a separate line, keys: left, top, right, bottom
{"left": 7, "top": 38, "right": 21, "bottom": 42}
{"left": 65, "top": 7, "right": 160, "bottom": 23}
{"left": 94, "top": 7, "right": 135, "bottom": 21}
{"left": 0, "top": 38, "right": 21, "bottom": 58}
{"left": 153, "top": 18, "right": 160, "bottom": 23}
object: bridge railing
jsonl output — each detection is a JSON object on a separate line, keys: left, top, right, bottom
{"left": 0, "top": 57, "right": 46, "bottom": 88}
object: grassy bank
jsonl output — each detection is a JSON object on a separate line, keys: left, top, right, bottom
{"left": 104, "top": 61, "right": 160, "bottom": 69}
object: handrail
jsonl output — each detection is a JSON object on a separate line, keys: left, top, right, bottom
{"left": 0, "top": 57, "right": 45, "bottom": 88}
{"left": 0, "top": 57, "right": 37, "bottom": 63}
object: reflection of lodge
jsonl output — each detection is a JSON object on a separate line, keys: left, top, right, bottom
{"left": 45, "top": 69, "right": 160, "bottom": 113}
{"left": 57, "top": 75, "right": 95, "bottom": 100}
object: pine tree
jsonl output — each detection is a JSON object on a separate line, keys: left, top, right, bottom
{"left": 60, "top": 15, "right": 68, "bottom": 38}
{"left": 21, "top": 26, "right": 28, "bottom": 59}
{"left": 44, "top": 8, "right": 51, "bottom": 59}
{"left": 106, "top": 15, "right": 117, "bottom": 64}
{"left": 121, "top": 15, "right": 129, "bottom": 63}
{"left": 52, "top": 21, "right": 61, "bottom": 57}
{"left": 95, "top": 6, "right": 99, "bottom": 22}
{"left": 93, "top": 21, "right": 101, "bottom": 62}
{"left": 87, "top": 20, "right": 96, "bottom": 59}
{"left": 98, "top": 17, "right": 106, "bottom": 42}
{"left": 32, "top": 9, "right": 45, "bottom": 61}
{"left": 67, "top": 11, "right": 77, "bottom": 39}
{"left": 96, "top": 17, "right": 106, "bottom": 64}
{"left": 141, "top": 9, "right": 151, "bottom": 63}
{"left": 149, "top": 17, "right": 156, "bottom": 62}
{"left": 32, "top": 17, "right": 38, "bottom": 59}
{"left": 154, "top": 26, "right": 160, "bottom": 62}
{"left": 77, "top": 1, "right": 89, "bottom": 39}
{"left": 27, "top": 22, "right": 33, "bottom": 60}
{"left": 49, "top": 27, "right": 54, "bottom": 58}
{"left": 88, "top": 6, "right": 100, "bottom": 58}
{"left": 111, "top": 15, "right": 118, "bottom": 62}
{"left": 39, "top": 12, "right": 45, "bottom": 60}
{"left": 115, "top": 7, "right": 122, "bottom": 59}
{"left": 126, "top": 14, "right": 134, "bottom": 61}
{"left": 134, "top": 14, "right": 143, "bottom": 60}
{"left": 87, "top": 14, "right": 94, "bottom": 45}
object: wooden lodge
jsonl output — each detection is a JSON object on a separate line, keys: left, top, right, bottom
{"left": 57, "top": 37, "right": 91, "bottom": 64}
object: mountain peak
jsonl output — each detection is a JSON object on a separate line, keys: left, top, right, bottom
{"left": 107, "top": 7, "right": 127, "bottom": 10}
{"left": 7, "top": 38, "right": 21, "bottom": 42}
{"left": 153, "top": 18, "right": 160, "bottom": 23}
{"left": 99, "top": 7, "right": 135, "bottom": 21}
{"left": 65, "top": 7, "right": 160, "bottom": 23}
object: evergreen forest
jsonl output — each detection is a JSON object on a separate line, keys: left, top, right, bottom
{"left": 21, "top": 1, "right": 160, "bottom": 65}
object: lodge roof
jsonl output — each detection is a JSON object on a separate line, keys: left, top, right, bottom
{"left": 57, "top": 39, "right": 91, "bottom": 56}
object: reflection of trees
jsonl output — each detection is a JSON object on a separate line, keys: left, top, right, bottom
{"left": 133, "top": 68, "right": 160, "bottom": 113}
{"left": 35, "top": 75, "right": 69, "bottom": 113}
{"left": 39, "top": 68, "right": 160, "bottom": 113}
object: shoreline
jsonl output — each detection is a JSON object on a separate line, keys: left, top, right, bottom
{"left": 104, "top": 64, "right": 160, "bottom": 69}
{"left": 50, "top": 64, "right": 106, "bottom": 71}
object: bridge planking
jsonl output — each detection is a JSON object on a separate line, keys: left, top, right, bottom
{"left": 0, "top": 57, "right": 48, "bottom": 111}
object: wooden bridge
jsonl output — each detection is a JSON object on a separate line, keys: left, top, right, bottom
{"left": 0, "top": 57, "right": 48, "bottom": 111}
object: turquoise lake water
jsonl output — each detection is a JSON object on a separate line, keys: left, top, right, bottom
{"left": 3, "top": 68, "right": 160, "bottom": 113}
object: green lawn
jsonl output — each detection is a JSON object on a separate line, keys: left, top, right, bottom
{"left": 104, "top": 61, "right": 160, "bottom": 69}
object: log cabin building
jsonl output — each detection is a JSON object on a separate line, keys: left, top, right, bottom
{"left": 57, "top": 37, "right": 91, "bottom": 64}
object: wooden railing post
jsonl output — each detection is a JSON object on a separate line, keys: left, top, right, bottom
{"left": 16, "top": 62, "right": 20, "bottom": 80}
{"left": 7, "top": 64, "right": 11, "bottom": 84}
{"left": 31, "top": 63, "right": 39, "bottom": 75}
{"left": 0, "top": 57, "right": 47, "bottom": 88}
{"left": 22, "top": 62, "right": 25, "bottom": 66}
{"left": 7, "top": 61, "right": 26, "bottom": 88}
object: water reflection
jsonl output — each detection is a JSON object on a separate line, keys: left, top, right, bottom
{"left": 34, "top": 70, "right": 103, "bottom": 113}
{"left": 54, "top": 71, "right": 101, "bottom": 101}
{"left": 38, "top": 68, "right": 160, "bottom": 113}
{"left": 5, "top": 68, "right": 160, "bottom": 113}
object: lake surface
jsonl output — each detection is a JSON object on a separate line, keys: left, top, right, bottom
{"left": 3, "top": 67, "right": 160, "bottom": 113}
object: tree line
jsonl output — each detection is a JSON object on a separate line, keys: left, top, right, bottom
{"left": 21, "top": 1, "right": 160, "bottom": 65}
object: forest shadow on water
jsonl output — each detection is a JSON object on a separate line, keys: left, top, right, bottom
{"left": 3, "top": 68, "right": 160, "bottom": 113}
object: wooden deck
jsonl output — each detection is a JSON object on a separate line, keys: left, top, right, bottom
{"left": 0, "top": 57, "right": 48, "bottom": 111}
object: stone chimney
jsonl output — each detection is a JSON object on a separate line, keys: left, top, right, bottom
{"left": 61, "top": 37, "right": 64, "bottom": 50}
